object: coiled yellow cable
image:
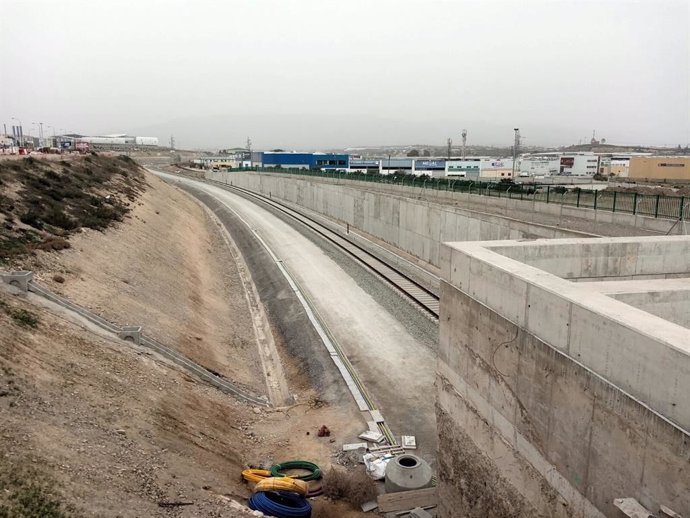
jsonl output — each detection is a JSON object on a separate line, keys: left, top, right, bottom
{"left": 242, "top": 469, "right": 272, "bottom": 484}
{"left": 254, "top": 477, "right": 309, "bottom": 497}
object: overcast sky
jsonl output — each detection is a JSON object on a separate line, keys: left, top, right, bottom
{"left": 1, "top": 0, "right": 688, "bottom": 150}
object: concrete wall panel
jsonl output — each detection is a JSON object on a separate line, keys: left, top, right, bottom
{"left": 438, "top": 283, "right": 690, "bottom": 518}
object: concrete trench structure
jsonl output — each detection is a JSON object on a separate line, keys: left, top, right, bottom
{"left": 204, "top": 172, "right": 689, "bottom": 517}
{"left": 438, "top": 236, "right": 690, "bottom": 517}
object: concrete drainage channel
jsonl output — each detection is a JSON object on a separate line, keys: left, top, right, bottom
{"left": 0, "top": 271, "right": 269, "bottom": 407}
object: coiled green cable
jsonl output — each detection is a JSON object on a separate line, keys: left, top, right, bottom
{"left": 271, "top": 461, "right": 322, "bottom": 481}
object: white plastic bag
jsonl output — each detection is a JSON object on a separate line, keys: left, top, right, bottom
{"left": 363, "top": 453, "right": 391, "bottom": 480}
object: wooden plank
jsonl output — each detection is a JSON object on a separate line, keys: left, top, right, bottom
{"left": 377, "top": 488, "right": 437, "bottom": 513}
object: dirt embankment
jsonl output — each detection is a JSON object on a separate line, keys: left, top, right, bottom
{"left": 0, "top": 155, "right": 145, "bottom": 262}
{"left": 28, "top": 171, "right": 264, "bottom": 390}
{"left": 0, "top": 158, "right": 369, "bottom": 517}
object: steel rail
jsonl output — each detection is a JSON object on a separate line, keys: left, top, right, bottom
{"left": 215, "top": 182, "right": 440, "bottom": 319}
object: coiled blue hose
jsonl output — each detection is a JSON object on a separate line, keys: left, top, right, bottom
{"left": 248, "top": 490, "right": 311, "bottom": 518}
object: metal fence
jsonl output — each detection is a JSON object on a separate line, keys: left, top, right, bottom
{"left": 220, "top": 167, "right": 688, "bottom": 221}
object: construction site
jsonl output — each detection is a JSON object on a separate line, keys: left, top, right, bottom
{"left": 0, "top": 151, "right": 687, "bottom": 518}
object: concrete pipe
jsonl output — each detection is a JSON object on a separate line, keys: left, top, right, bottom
{"left": 384, "top": 454, "right": 433, "bottom": 493}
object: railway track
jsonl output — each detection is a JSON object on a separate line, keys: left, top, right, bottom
{"left": 217, "top": 182, "right": 440, "bottom": 320}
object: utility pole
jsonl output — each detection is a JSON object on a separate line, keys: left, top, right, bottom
{"left": 447, "top": 137, "right": 452, "bottom": 159}
{"left": 461, "top": 129, "right": 467, "bottom": 159}
{"left": 512, "top": 128, "right": 520, "bottom": 178}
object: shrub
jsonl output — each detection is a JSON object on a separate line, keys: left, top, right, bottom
{"left": 36, "top": 237, "right": 71, "bottom": 251}
{"left": 0, "top": 464, "right": 78, "bottom": 517}
{"left": 322, "top": 467, "right": 377, "bottom": 507}
{"left": 20, "top": 210, "right": 42, "bottom": 229}
{"left": 10, "top": 308, "right": 39, "bottom": 328}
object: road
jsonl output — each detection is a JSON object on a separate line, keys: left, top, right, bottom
{"left": 153, "top": 171, "right": 438, "bottom": 466}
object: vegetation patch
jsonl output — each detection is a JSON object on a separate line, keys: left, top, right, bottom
{"left": 0, "top": 300, "right": 40, "bottom": 329}
{"left": 0, "top": 464, "right": 79, "bottom": 518}
{"left": 0, "top": 155, "right": 147, "bottom": 264}
{"left": 321, "top": 467, "right": 377, "bottom": 508}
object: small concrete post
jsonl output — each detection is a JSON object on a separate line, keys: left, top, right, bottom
{"left": 0, "top": 271, "right": 33, "bottom": 293}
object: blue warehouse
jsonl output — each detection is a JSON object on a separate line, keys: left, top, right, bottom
{"left": 260, "top": 152, "right": 349, "bottom": 170}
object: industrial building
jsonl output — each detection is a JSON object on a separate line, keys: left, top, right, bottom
{"left": 628, "top": 156, "right": 690, "bottom": 181}
{"left": 446, "top": 158, "right": 514, "bottom": 179}
{"left": 259, "top": 152, "right": 349, "bottom": 170}
{"left": 349, "top": 158, "right": 382, "bottom": 173}
{"left": 191, "top": 156, "right": 251, "bottom": 170}
{"left": 76, "top": 134, "right": 159, "bottom": 147}
{"left": 518, "top": 152, "right": 599, "bottom": 177}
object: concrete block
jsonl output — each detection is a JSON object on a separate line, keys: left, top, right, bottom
{"left": 118, "top": 325, "right": 143, "bottom": 344}
{"left": 1, "top": 271, "right": 33, "bottom": 293}
{"left": 613, "top": 498, "right": 655, "bottom": 518}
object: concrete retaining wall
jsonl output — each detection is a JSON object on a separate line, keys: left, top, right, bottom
{"left": 437, "top": 285, "right": 689, "bottom": 518}
{"left": 438, "top": 239, "right": 690, "bottom": 517}
{"left": 206, "top": 171, "right": 589, "bottom": 268}
{"left": 210, "top": 171, "right": 679, "bottom": 234}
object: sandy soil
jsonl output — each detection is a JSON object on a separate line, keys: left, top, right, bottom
{"left": 23, "top": 173, "right": 263, "bottom": 392}
{"left": 0, "top": 287, "right": 364, "bottom": 517}
{"left": 2, "top": 169, "right": 371, "bottom": 516}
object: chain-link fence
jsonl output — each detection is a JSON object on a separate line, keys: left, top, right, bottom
{"left": 221, "top": 167, "right": 688, "bottom": 221}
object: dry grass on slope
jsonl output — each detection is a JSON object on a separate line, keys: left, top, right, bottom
{"left": 0, "top": 288, "right": 258, "bottom": 517}
{"left": 0, "top": 155, "right": 146, "bottom": 264}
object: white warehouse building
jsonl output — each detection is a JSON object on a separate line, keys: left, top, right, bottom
{"left": 77, "top": 134, "right": 159, "bottom": 147}
{"left": 518, "top": 152, "right": 599, "bottom": 177}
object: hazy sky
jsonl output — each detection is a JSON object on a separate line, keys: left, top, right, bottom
{"left": 1, "top": 0, "right": 688, "bottom": 150}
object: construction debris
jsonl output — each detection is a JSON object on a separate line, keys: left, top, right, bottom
{"left": 366, "top": 421, "right": 379, "bottom": 432}
{"left": 342, "top": 442, "right": 368, "bottom": 452}
{"left": 613, "top": 498, "right": 655, "bottom": 518}
{"left": 401, "top": 435, "right": 417, "bottom": 449}
{"left": 369, "top": 410, "right": 384, "bottom": 423}
{"left": 377, "top": 487, "right": 438, "bottom": 513}
{"left": 359, "top": 430, "right": 385, "bottom": 443}
{"left": 361, "top": 500, "right": 378, "bottom": 512}
{"left": 363, "top": 453, "right": 392, "bottom": 480}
